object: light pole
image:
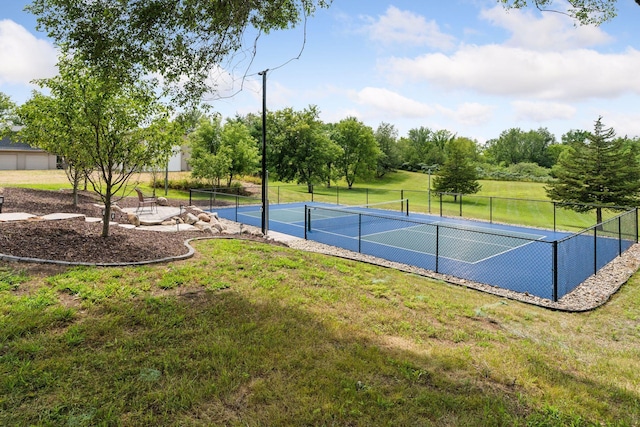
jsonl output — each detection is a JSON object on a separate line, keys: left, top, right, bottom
{"left": 259, "top": 69, "right": 269, "bottom": 236}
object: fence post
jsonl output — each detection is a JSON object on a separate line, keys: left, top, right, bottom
{"left": 594, "top": 227, "right": 598, "bottom": 275}
{"left": 439, "top": 193, "right": 443, "bottom": 217}
{"left": 435, "top": 225, "right": 440, "bottom": 273}
{"left": 337, "top": 186, "right": 339, "bottom": 205}
{"left": 189, "top": 189, "right": 192, "bottom": 206}
{"left": 304, "top": 205, "right": 308, "bottom": 239}
{"left": 459, "top": 194, "right": 463, "bottom": 217}
{"left": 235, "top": 195, "right": 239, "bottom": 222}
{"left": 553, "top": 202, "right": 557, "bottom": 232}
{"left": 358, "top": 213, "right": 362, "bottom": 253}
{"left": 366, "top": 188, "right": 369, "bottom": 206}
{"left": 619, "top": 216, "right": 623, "bottom": 256}
{"left": 490, "top": 197, "right": 493, "bottom": 224}
{"left": 636, "top": 208, "right": 639, "bottom": 243}
{"left": 553, "top": 241, "right": 558, "bottom": 302}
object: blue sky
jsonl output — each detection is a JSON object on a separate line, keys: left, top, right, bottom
{"left": 1, "top": 0, "right": 640, "bottom": 143}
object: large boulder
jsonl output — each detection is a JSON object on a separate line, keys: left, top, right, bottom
{"left": 185, "top": 213, "right": 199, "bottom": 225}
{"left": 127, "top": 212, "right": 140, "bottom": 227}
{"left": 197, "top": 213, "right": 211, "bottom": 222}
{"left": 157, "top": 196, "right": 168, "bottom": 206}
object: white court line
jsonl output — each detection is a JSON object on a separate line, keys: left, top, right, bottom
{"left": 361, "top": 225, "right": 544, "bottom": 264}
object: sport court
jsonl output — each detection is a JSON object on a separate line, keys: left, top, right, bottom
{"left": 217, "top": 201, "right": 580, "bottom": 300}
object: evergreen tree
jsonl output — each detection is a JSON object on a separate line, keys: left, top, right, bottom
{"left": 433, "top": 137, "right": 481, "bottom": 200}
{"left": 546, "top": 117, "right": 640, "bottom": 223}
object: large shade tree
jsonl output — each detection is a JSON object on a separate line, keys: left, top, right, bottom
{"left": 546, "top": 117, "right": 640, "bottom": 223}
{"left": 332, "top": 117, "right": 380, "bottom": 189}
{"left": 268, "top": 106, "right": 339, "bottom": 192}
{"left": 499, "top": 0, "right": 631, "bottom": 25}
{"left": 28, "top": 0, "right": 332, "bottom": 104}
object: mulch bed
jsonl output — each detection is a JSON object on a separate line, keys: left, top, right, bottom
{"left": 0, "top": 187, "right": 205, "bottom": 264}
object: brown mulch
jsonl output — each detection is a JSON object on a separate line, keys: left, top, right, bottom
{"left": 0, "top": 187, "right": 205, "bottom": 264}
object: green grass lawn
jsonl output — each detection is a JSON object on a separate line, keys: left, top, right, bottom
{"left": 3, "top": 169, "right": 628, "bottom": 232}
{"left": 1, "top": 239, "right": 640, "bottom": 426}
{"left": 269, "top": 171, "right": 620, "bottom": 232}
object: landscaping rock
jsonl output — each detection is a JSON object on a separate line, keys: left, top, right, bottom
{"left": 185, "top": 213, "right": 199, "bottom": 225}
{"left": 197, "top": 213, "right": 211, "bottom": 222}
{"left": 127, "top": 212, "right": 140, "bottom": 227}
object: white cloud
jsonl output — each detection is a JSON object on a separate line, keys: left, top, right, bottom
{"left": 349, "top": 87, "right": 436, "bottom": 118}
{"left": 438, "top": 102, "right": 496, "bottom": 126}
{"left": 480, "top": 5, "right": 612, "bottom": 51}
{"left": 383, "top": 45, "right": 640, "bottom": 101}
{"left": 512, "top": 100, "right": 576, "bottom": 122}
{"left": 597, "top": 111, "right": 640, "bottom": 140}
{"left": 361, "top": 6, "right": 456, "bottom": 50}
{"left": 0, "top": 20, "right": 57, "bottom": 85}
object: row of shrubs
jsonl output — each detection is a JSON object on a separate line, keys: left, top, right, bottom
{"left": 400, "top": 162, "right": 553, "bottom": 183}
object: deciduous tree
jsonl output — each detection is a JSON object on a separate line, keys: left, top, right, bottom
{"left": 499, "top": 0, "right": 624, "bottom": 25}
{"left": 0, "top": 92, "right": 17, "bottom": 135}
{"left": 268, "top": 106, "right": 339, "bottom": 192}
{"left": 27, "top": 54, "right": 175, "bottom": 237}
{"left": 332, "top": 117, "right": 380, "bottom": 189}
{"left": 17, "top": 91, "right": 94, "bottom": 206}
{"left": 28, "top": 0, "right": 332, "bottom": 104}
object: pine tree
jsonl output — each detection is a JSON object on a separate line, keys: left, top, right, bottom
{"left": 433, "top": 137, "right": 480, "bottom": 200}
{"left": 546, "top": 117, "right": 640, "bottom": 223}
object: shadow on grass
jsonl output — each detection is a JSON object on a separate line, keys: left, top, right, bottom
{"left": 3, "top": 280, "right": 629, "bottom": 426}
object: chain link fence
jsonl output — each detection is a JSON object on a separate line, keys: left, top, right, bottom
{"left": 305, "top": 205, "right": 638, "bottom": 302}
{"left": 190, "top": 186, "right": 639, "bottom": 302}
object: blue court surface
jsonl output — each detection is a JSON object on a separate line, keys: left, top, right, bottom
{"left": 215, "top": 202, "right": 634, "bottom": 301}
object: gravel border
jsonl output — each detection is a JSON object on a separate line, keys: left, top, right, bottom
{"left": 257, "top": 222, "right": 640, "bottom": 312}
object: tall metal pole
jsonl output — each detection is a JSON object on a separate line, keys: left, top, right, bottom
{"left": 259, "top": 69, "right": 269, "bottom": 236}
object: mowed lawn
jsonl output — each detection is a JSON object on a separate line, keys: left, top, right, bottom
{"left": 2, "top": 171, "right": 640, "bottom": 425}
{"left": 1, "top": 238, "right": 640, "bottom": 426}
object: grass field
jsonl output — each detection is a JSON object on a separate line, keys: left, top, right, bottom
{"left": 1, "top": 169, "right": 627, "bottom": 231}
{"left": 268, "top": 172, "right": 619, "bottom": 232}
{"left": 1, "top": 239, "right": 640, "bottom": 425}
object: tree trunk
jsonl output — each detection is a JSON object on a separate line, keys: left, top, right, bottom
{"left": 596, "top": 207, "right": 603, "bottom": 224}
{"left": 101, "top": 200, "right": 111, "bottom": 238}
{"left": 101, "top": 184, "right": 113, "bottom": 238}
{"left": 72, "top": 173, "right": 80, "bottom": 207}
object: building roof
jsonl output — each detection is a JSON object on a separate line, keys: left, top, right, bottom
{"left": 0, "top": 135, "right": 45, "bottom": 152}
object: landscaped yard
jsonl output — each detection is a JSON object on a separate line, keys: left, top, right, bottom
{"left": 2, "top": 170, "right": 640, "bottom": 425}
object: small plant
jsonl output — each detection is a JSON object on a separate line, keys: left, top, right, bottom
{"left": 0, "top": 267, "right": 29, "bottom": 291}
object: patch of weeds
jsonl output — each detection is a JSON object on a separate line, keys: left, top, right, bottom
{"left": 0, "top": 267, "right": 28, "bottom": 291}
{"left": 204, "top": 280, "right": 231, "bottom": 291}
{"left": 63, "top": 324, "right": 86, "bottom": 346}
{"left": 48, "top": 267, "right": 143, "bottom": 303}
{"left": 526, "top": 405, "right": 589, "bottom": 426}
